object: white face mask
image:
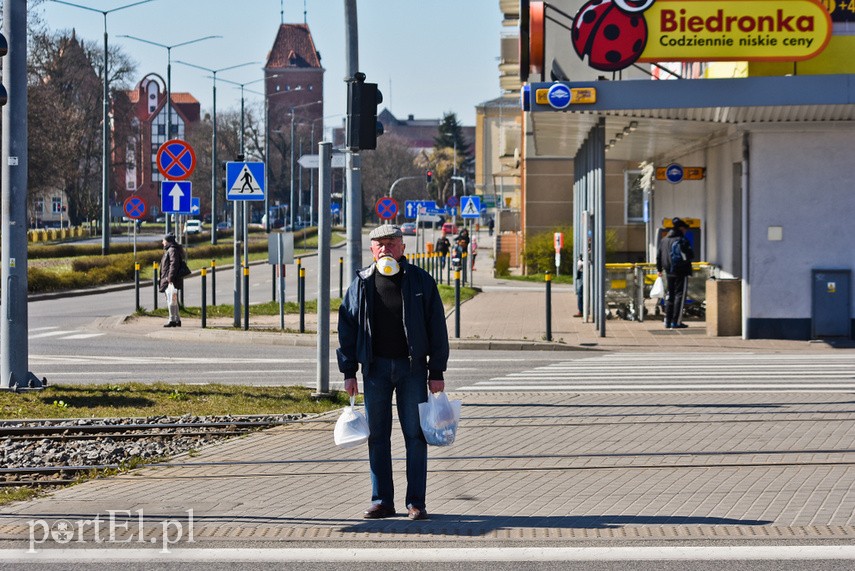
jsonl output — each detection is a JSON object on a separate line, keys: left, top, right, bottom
{"left": 375, "top": 256, "right": 400, "bottom": 276}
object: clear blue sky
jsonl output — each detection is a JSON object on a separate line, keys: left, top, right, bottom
{"left": 40, "top": 0, "right": 504, "bottom": 132}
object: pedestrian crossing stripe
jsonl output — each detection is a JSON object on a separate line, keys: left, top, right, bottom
{"left": 458, "top": 353, "right": 855, "bottom": 393}
{"left": 460, "top": 195, "right": 480, "bottom": 218}
{"left": 226, "top": 161, "right": 265, "bottom": 201}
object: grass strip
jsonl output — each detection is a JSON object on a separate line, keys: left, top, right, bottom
{"left": 0, "top": 382, "right": 349, "bottom": 419}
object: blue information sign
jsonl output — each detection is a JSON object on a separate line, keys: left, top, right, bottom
{"left": 226, "top": 162, "right": 266, "bottom": 201}
{"left": 460, "top": 195, "right": 481, "bottom": 219}
{"left": 161, "top": 181, "right": 193, "bottom": 214}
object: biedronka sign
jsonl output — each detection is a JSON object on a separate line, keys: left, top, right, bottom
{"left": 568, "top": 0, "right": 832, "bottom": 72}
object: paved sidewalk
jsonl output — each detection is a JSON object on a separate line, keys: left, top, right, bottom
{"left": 2, "top": 391, "right": 854, "bottom": 545}
{"left": 5, "top": 233, "right": 854, "bottom": 552}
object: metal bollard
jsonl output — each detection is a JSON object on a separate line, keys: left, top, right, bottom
{"left": 210, "top": 260, "right": 216, "bottom": 306}
{"left": 446, "top": 252, "right": 451, "bottom": 285}
{"left": 296, "top": 258, "right": 303, "bottom": 306}
{"left": 545, "top": 271, "right": 552, "bottom": 342}
{"left": 272, "top": 264, "right": 277, "bottom": 302}
{"left": 243, "top": 266, "right": 250, "bottom": 331}
{"left": 134, "top": 263, "right": 140, "bottom": 311}
{"left": 461, "top": 252, "right": 468, "bottom": 285}
{"left": 454, "top": 270, "right": 461, "bottom": 338}
{"left": 299, "top": 266, "right": 306, "bottom": 333}
{"left": 339, "top": 256, "right": 344, "bottom": 299}
{"left": 201, "top": 268, "right": 207, "bottom": 329}
{"left": 152, "top": 262, "right": 159, "bottom": 310}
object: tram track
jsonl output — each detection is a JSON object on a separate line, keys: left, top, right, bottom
{"left": 1, "top": 414, "right": 308, "bottom": 487}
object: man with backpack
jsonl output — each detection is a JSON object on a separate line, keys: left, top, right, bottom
{"left": 656, "top": 217, "right": 694, "bottom": 329}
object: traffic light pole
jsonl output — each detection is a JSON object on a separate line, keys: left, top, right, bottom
{"left": 344, "top": 0, "right": 363, "bottom": 280}
{"left": 2, "top": 0, "right": 41, "bottom": 390}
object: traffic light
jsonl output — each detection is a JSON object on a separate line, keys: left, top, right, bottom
{"left": 346, "top": 72, "right": 383, "bottom": 151}
{"left": 426, "top": 170, "right": 433, "bottom": 184}
{"left": 0, "top": 34, "right": 7, "bottom": 107}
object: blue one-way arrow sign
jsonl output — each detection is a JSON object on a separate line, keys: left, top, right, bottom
{"left": 161, "top": 181, "right": 192, "bottom": 214}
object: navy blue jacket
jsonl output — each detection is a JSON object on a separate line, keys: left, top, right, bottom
{"left": 337, "top": 257, "right": 449, "bottom": 380}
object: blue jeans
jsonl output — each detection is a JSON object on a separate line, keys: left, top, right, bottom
{"left": 363, "top": 357, "right": 429, "bottom": 510}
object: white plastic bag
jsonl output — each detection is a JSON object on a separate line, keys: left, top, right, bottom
{"left": 419, "top": 392, "right": 462, "bottom": 446}
{"left": 334, "top": 396, "right": 370, "bottom": 449}
{"left": 649, "top": 276, "right": 664, "bottom": 299}
{"left": 165, "top": 282, "right": 178, "bottom": 305}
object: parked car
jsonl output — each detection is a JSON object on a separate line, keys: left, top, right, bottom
{"left": 184, "top": 220, "right": 203, "bottom": 234}
{"left": 442, "top": 222, "right": 457, "bottom": 235}
{"left": 216, "top": 221, "right": 232, "bottom": 231}
{"left": 401, "top": 222, "right": 417, "bottom": 236}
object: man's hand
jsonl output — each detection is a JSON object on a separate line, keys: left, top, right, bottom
{"left": 344, "top": 378, "right": 359, "bottom": 397}
{"left": 428, "top": 380, "right": 445, "bottom": 394}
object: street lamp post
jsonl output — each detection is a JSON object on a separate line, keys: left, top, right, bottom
{"left": 118, "top": 33, "right": 220, "bottom": 236}
{"left": 174, "top": 60, "right": 259, "bottom": 245}
{"left": 50, "top": 0, "right": 156, "bottom": 256}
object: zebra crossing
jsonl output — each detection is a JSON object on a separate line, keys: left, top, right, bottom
{"left": 28, "top": 326, "right": 104, "bottom": 341}
{"left": 458, "top": 352, "right": 855, "bottom": 393}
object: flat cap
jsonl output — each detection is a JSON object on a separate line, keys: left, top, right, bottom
{"left": 369, "top": 224, "right": 403, "bottom": 240}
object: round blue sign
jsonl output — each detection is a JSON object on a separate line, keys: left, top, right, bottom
{"left": 547, "top": 84, "right": 572, "bottom": 110}
{"left": 446, "top": 195, "right": 459, "bottom": 208}
{"left": 665, "top": 163, "right": 684, "bottom": 184}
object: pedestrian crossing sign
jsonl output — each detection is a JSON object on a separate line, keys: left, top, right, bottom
{"left": 460, "top": 195, "right": 481, "bottom": 218}
{"left": 226, "top": 161, "right": 265, "bottom": 201}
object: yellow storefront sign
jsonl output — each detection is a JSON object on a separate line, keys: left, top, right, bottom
{"left": 535, "top": 88, "right": 596, "bottom": 106}
{"left": 639, "top": 0, "right": 832, "bottom": 62}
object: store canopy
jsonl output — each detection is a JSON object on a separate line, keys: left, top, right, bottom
{"left": 528, "top": 74, "right": 855, "bottom": 161}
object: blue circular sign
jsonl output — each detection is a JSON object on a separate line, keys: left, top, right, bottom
{"left": 375, "top": 197, "right": 399, "bottom": 220}
{"left": 156, "top": 139, "right": 196, "bottom": 180}
{"left": 446, "top": 195, "right": 459, "bottom": 208}
{"left": 547, "top": 84, "right": 572, "bottom": 110}
{"left": 123, "top": 196, "right": 147, "bottom": 220}
{"left": 665, "top": 163, "right": 684, "bottom": 184}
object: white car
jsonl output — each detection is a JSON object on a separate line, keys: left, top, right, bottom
{"left": 184, "top": 220, "right": 203, "bottom": 234}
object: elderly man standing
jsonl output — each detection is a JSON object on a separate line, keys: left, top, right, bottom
{"left": 337, "top": 224, "right": 449, "bottom": 521}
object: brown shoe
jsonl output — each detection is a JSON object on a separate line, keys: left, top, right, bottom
{"left": 407, "top": 507, "right": 428, "bottom": 521}
{"left": 573, "top": 312, "right": 582, "bottom": 317}
{"left": 363, "top": 504, "right": 396, "bottom": 519}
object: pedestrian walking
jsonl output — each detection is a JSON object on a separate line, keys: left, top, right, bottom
{"left": 435, "top": 232, "right": 451, "bottom": 272}
{"left": 470, "top": 234, "right": 478, "bottom": 270}
{"left": 159, "top": 233, "right": 186, "bottom": 327}
{"left": 337, "top": 223, "right": 449, "bottom": 521}
{"left": 574, "top": 255, "right": 584, "bottom": 317}
{"left": 656, "top": 217, "right": 695, "bottom": 329}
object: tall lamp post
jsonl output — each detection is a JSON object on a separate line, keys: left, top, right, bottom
{"left": 118, "top": 33, "right": 220, "bottom": 235}
{"left": 50, "top": 0, "right": 156, "bottom": 256}
{"left": 174, "top": 60, "right": 259, "bottom": 245}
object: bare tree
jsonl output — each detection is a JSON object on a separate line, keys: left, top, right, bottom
{"left": 360, "top": 134, "right": 421, "bottom": 219}
{"left": 27, "top": 30, "right": 136, "bottom": 225}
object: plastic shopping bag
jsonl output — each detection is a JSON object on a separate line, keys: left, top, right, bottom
{"left": 419, "top": 391, "right": 462, "bottom": 446}
{"left": 165, "top": 282, "right": 179, "bottom": 305}
{"left": 333, "top": 396, "right": 370, "bottom": 449}
{"left": 649, "top": 276, "right": 664, "bottom": 299}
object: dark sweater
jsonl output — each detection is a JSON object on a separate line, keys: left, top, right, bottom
{"left": 372, "top": 271, "right": 409, "bottom": 358}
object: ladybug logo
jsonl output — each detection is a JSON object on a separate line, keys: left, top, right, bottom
{"left": 572, "top": 0, "right": 655, "bottom": 72}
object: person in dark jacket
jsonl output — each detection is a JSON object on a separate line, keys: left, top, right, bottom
{"left": 159, "top": 233, "right": 185, "bottom": 327}
{"left": 337, "top": 224, "right": 449, "bottom": 522}
{"left": 656, "top": 217, "right": 694, "bottom": 329}
{"left": 434, "top": 232, "right": 451, "bottom": 273}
